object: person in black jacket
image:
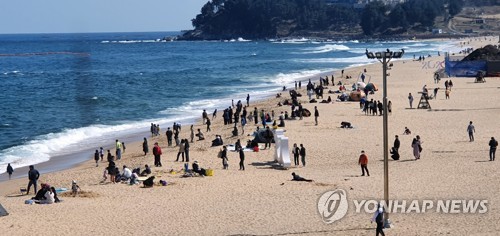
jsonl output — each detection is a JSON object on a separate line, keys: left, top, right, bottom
{"left": 489, "top": 137, "right": 498, "bottom": 161}
{"left": 184, "top": 139, "right": 190, "bottom": 162}
{"left": 314, "top": 106, "right": 319, "bottom": 125}
{"left": 220, "top": 146, "right": 228, "bottom": 169}
{"left": 300, "top": 144, "right": 306, "bottom": 167}
{"left": 239, "top": 148, "right": 245, "bottom": 171}
{"left": 6, "top": 163, "right": 14, "bottom": 180}
{"left": 26, "top": 165, "right": 40, "bottom": 195}
{"left": 394, "top": 135, "right": 400, "bottom": 152}
{"left": 166, "top": 128, "right": 173, "bottom": 146}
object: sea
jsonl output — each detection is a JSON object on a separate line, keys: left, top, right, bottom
{"left": 0, "top": 31, "right": 459, "bottom": 174}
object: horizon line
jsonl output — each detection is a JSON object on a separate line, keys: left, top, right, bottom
{"left": 0, "top": 30, "right": 190, "bottom": 36}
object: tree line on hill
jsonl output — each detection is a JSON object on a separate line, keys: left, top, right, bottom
{"left": 186, "top": 0, "right": 468, "bottom": 39}
{"left": 360, "top": 0, "right": 465, "bottom": 35}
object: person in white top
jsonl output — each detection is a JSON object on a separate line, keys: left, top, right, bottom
{"left": 122, "top": 165, "right": 132, "bottom": 179}
{"left": 41, "top": 188, "right": 55, "bottom": 204}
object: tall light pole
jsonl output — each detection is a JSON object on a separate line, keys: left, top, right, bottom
{"left": 365, "top": 49, "right": 404, "bottom": 228}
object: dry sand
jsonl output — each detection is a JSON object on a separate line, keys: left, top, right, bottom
{"left": 0, "top": 36, "right": 499, "bottom": 236}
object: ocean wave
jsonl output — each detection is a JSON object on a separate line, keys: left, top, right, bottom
{"left": 271, "top": 38, "right": 314, "bottom": 44}
{"left": 3, "top": 70, "right": 22, "bottom": 75}
{"left": 296, "top": 55, "right": 373, "bottom": 64}
{"left": 299, "top": 44, "right": 350, "bottom": 54}
{"left": 100, "top": 39, "right": 169, "bottom": 44}
{"left": 0, "top": 115, "right": 196, "bottom": 174}
{"left": 266, "top": 69, "right": 332, "bottom": 85}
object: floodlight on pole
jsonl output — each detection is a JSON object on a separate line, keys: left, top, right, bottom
{"left": 365, "top": 49, "right": 404, "bottom": 229}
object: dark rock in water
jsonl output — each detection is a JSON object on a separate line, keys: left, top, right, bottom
{"left": 463, "top": 45, "right": 500, "bottom": 61}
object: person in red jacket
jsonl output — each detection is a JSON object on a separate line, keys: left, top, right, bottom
{"left": 153, "top": 142, "right": 163, "bottom": 167}
{"left": 358, "top": 150, "right": 369, "bottom": 176}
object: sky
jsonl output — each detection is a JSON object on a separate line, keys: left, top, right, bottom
{"left": 0, "top": 0, "right": 208, "bottom": 34}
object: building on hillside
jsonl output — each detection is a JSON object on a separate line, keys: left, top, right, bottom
{"left": 432, "top": 28, "right": 443, "bottom": 34}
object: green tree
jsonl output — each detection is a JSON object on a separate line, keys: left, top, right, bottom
{"left": 360, "top": 1, "right": 388, "bottom": 35}
{"left": 448, "top": 0, "right": 464, "bottom": 17}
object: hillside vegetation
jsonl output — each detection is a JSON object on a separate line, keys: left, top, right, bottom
{"left": 179, "top": 0, "right": 497, "bottom": 40}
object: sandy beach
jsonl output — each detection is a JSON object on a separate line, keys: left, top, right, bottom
{"left": 0, "top": 36, "right": 499, "bottom": 235}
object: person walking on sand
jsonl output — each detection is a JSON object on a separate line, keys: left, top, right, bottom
{"left": 115, "top": 139, "right": 122, "bottom": 160}
{"left": 467, "top": 121, "right": 475, "bottom": 142}
{"left": 176, "top": 139, "right": 186, "bottom": 162}
{"left": 246, "top": 94, "right": 250, "bottom": 107}
{"left": 371, "top": 204, "right": 385, "bottom": 236}
{"left": 153, "top": 142, "right": 162, "bottom": 167}
{"left": 184, "top": 139, "right": 190, "bottom": 162}
{"left": 6, "top": 163, "right": 14, "bottom": 180}
{"left": 412, "top": 136, "right": 422, "bottom": 160}
{"left": 264, "top": 126, "right": 273, "bottom": 149}
{"left": 94, "top": 150, "right": 100, "bottom": 167}
{"left": 166, "top": 128, "right": 173, "bottom": 146}
{"left": 394, "top": 135, "right": 400, "bottom": 152}
{"left": 408, "top": 93, "right": 414, "bottom": 108}
{"left": 26, "top": 165, "right": 40, "bottom": 195}
{"left": 220, "top": 146, "right": 228, "bottom": 169}
{"left": 314, "top": 106, "right": 319, "bottom": 125}
{"left": 489, "top": 137, "right": 498, "bottom": 161}
{"left": 300, "top": 144, "right": 306, "bottom": 167}
{"left": 206, "top": 118, "right": 211, "bottom": 132}
{"left": 239, "top": 147, "right": 245, "bottom": 171}
{"left": 99, "top": 147, "right": 104, "bottom": 162}
{"left": 358, "top": 151, "right": 369, "bottom": 176}
{"left": 292, "top": 143, "right": 300, "bottom": 166}
{"left": 190, "top": 125, "right": 195, "bottom": 143}
{"left": 143, "top": 137, "right": 149, "bottom": 156}
{"left": 433, "top": 87, "right": 439, "bottom": 99}
{"left": 202, "top": 109, "right": 208, "bottom": 124}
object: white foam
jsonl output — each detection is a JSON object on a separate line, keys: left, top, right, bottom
{"left": 296, "top": 55, "right": 372, "bottom": 64}
{"left": 299, "top": 44, "right": 350, "bottom": 54}
{"left": 0, "top": 116, "right": 195, "bottom": 174}
{"left": 267, "top": 69, "right": 332, "bottom": 85}
{"left": 271, "top": 37, "right": 314, "bottom": 44}
{"left": 101, "top": 39, "right": 168, "bottom": 44}
{"left": 237, "top": 37, "right": 251, "bottom": 42}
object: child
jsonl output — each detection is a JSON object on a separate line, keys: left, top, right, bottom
{"left": 122, "top": 142, "right": 126, "bottom": 153}
{"left": 71, "top": 180, "right": 81, "bottom": 196}
{"left": 102, "top": 168, "right": 108, "bottom": 182}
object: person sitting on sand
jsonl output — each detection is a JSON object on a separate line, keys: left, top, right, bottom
{"left": 38, "top": 186, "right": 55, "bottom": 204}
{"left": 404, "top": 127, "right": 411, "bottom": 135}
{"left": 192, "top": 161, "right": 206, "bottom": 176}
{"left": 291, "top": 172, "right": 313, "bottom": 182}
{"left": 32, "top": 183, "right": 49, "bottom": 201}
{"left": 278, "top": 114, "right": 285, "bottom": 127}
{"left": 195, "top": 129, "right": 205, "bottom": 140}
{"left": 140, "top": 165, "right": 152, "bottom": 176}
{"left": 130, "top": 172, "right": 139, "bottom": 185}
{"left": 272, "top": 120, "right": 278, "bottom": 130}
{"left": 114, "top": 167, "right": 122, "bottom": 182}
{"left": 50, "top": 187, "right": 60, "bottom": 203}
{"left": 143, "top": 176, "right": 155, "bottom": 188}
{"left": 232, "top": 125, "right": 239, "bottom": 136}
{"left": 122, "top": 165, "right": 132, "bottom": 180}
